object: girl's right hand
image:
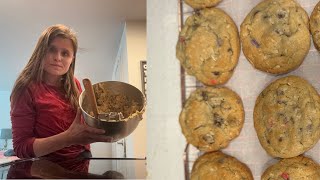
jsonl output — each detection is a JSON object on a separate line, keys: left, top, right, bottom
{"left": 64, "top": 109, "right": 113, "bottom": 146}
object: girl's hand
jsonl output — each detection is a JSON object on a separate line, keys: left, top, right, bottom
{"left": 64, "top": 109, "right": 113, "bottom": 146}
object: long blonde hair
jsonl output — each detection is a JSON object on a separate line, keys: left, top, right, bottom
{"left": 11, "top": 24, "right": 80, "bottom": 109}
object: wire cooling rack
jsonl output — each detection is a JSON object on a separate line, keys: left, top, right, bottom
{"left": 177, "top": 1, "right": 204, "bottom": 179}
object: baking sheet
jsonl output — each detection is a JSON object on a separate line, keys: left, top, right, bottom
{"left": 179, "top": 0, "right": 320, "bottom": 179}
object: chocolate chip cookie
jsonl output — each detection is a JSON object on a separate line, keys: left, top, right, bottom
{"left": 184, "top": 0, "right": 222, "bottom": 9}
{"left": 179, "top": 86, "right": 244, "bottom": 152}
{"left": 191, "top": 151, "right": 254, "bottom": 180}
{"left": 262, "top": 155, "right": 320, "bottom": 180}
{"left": 176, "top": 7, "right": 240, "bottom": 86}
{"left": 240, "top": 0, "right": 310, "bottom": 74}
{"left": 254, "top": 75, "right": 320, "bottom": 158}
{"left": 310, "top": 1, "right": 320, "bottom": 51}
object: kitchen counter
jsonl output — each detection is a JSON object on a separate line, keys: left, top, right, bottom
{"left": 0, "top": 156, "right": 146, "bottom": 179}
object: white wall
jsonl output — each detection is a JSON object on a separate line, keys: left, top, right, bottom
{"left": 126, "top": 21, "right": 147, "bottom": 177}
{"left": 0, "top": 0, "right": 130, "bottom": 92}
{"left": 146, "top": 0, "right": 185, "bottom": 179}
{"left": 127, "top": 21, "right": 147, "bottom": 157}
{"left": 112, "top": 24, "right": 129, "bottom": 83}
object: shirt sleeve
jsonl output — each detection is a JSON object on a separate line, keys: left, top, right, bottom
{"left": 10, "top": 87, "right": 36, "bottom": 158}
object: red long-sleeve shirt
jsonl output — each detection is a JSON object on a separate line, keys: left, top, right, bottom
{"left": 10, "top": 78, "right": 90, "bottom": 159}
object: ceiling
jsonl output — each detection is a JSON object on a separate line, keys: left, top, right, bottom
{"left": 110, "top": 0, "right": 146, "bottom": 21}
{"left": 0, "top": 0, "right": 146, "bottom": 91}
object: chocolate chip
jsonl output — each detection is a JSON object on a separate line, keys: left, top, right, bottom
{"left": 202, "top": 134, "right": 215, "bottom": 144}
{"left": 251, "top": 38, "right": 260, "bottom": 48}
{"left": 278, "top": 13, "right": 285, "bottom": 19}
{"left": 191, "top": 24, "right": 200, "bottom": 31}
{"left": 217, "top": 158, "right": 225, "bottom": 164}
{"left": 212, "top": 71, "right": 221, "bottom": 76}
{"left": 284, "top": 33, "right": 291, "bottom": 38}
{"left": 290, "top": 117, "right": 295, "bottom": 124}
{"left": 213, "top": 113, "right": 224, "bottom": 127}
{"left": 275, "top": 29, "right": 281, "bottom": 34}
{"left": 201, "top": 91, "right": 208, "bottom": 101}
{"left": 279, "top": 137, "right": 283, "bottom": 142}
{"left": 267, "top": 140, "right": 270, "bottom": 144}
{"left": 277, "top": 100, "right": 287, "bottom": 105}
{"left": 194, "top": 125, "right": 205, "bottom": 131}
{"left": 227, "top": 48, "right": 233, "bottom": 55}
{"left": 194, "top": 9, "right": 200, "bottom": 16}
{"left": 276, "top": 90, "right": 285, "bottom": 96}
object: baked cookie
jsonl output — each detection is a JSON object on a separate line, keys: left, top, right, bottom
{"left": 191, "top": 151, "right": 253, "bottom": 180}
{"left": 184, "top": 0, "right": 222, "bottom": 9}
{"left": 310, "top": 1, "right": 320, "bottom": 51}
{"left": 240, "top": 0, "right": 310, "bottom": 74}
{"left": 262, "top": 155, "right": 320, "bottom": 180}
{"left": 254, "top": 75, "right": 320, "bottom": 158}
{"left": 179, "top": 87, "right": 244, "bottom": 152}
{"left": 176, "top": 8, "right": 240, "bottom": 86}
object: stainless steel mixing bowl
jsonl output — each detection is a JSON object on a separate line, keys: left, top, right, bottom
{"left": 79, "top": 81, "right": 146, "bottom": 142}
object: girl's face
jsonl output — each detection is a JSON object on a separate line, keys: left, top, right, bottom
{"left": 43, "top": 37, "right": 74, "bottom": 81}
